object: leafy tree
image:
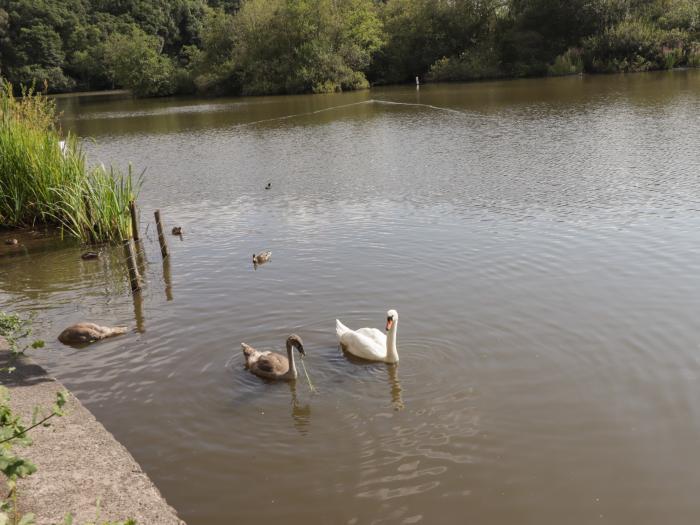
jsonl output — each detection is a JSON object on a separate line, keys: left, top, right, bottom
{"left": 0, "top": 0, "right": 697, "bottom": 96}
{"left": 370, "top": 0, "right": 499, "bottom": 84}
{"left": 200, "top": 0, "right": 383, "bottom": 95}
{"left": 103, "top": 27, "right": 176, "bottom": 96}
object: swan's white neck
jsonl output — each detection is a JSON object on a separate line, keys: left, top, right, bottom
{"left": 386, "top": 322, "right": 399, "bottom": 363}
{"left": 286, "top": 343, "right": 298, "bottom": 379}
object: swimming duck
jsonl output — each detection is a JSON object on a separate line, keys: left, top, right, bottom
{"left": 265, "top": 182, "right": 271, "bottom": 190}
{"left": 241, "top": 334, "right": 305, "bottom": 380}
{"left": 336, "top": 309, "right": 399, "bottom": 364}
{"left": 253, "top": 251, "right": 272, "bottom": 265}
{"left": 4, "top": 238, "right": 18, "bottom": 245}
{"left": 81, "top": 251, "right": 100, "bottom": 260}
{"left": 171, "top": 226, "right": 182, "bottom": 235}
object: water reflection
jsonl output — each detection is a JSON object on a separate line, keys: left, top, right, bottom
{"left": 288, "top": 381, "right": 311, "bottom": 435}
{"left": 131, "top": 291, "right": 145, "bottom": 333}
{"left": 387, "top": 364, "right": 404, "bottom": 411}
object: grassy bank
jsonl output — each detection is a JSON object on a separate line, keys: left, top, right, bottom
{"left": 0, "top": 82, "right": 138, "bottom": 243}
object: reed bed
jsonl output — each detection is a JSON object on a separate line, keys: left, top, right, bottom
{"left": 0, "top": 81, "right": 139, "bottom": 243}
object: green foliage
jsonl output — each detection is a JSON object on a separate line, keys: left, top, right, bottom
{"left": 427, "top": 44, "right": 503, "bottom": 82}
{"left": 0, "top": 387, "right": 67, "bottom": 525}
{"left": 0, "top": 312, "right": 44, "bottom": 370}
{"left": 0, "top": 82, "right": 139, "bottom": 242}
{"left": 548, "top": 48, "right": 584, "bottom": 76}
{"left": 0, "top": 0, "right": 698, "bottom": 96}
{"left": 583, "top": 19, "right": 691, "bottom": 73}
{"left": 688, "top": 42, "right": 700, "bottom": 67}
{"left": 371, "top": 0, "right": 499, "bottom": 84}
{"left": 103, "top": 28, "right": 176, "bottom": 97}
{"left": 229, "top": 0, "right": 383, "bottom": 95}
{"left": 187, "top": 9, "right": 237, "bottom": 94}
{"left": 62, "top": 515, "right": 136, "bottom": 525}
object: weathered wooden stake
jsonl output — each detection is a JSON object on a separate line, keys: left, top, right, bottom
{"left": 129, "top": 200, "right": 139, "bottom": 241}
{"left": 134, "top": 238, "right": 147, "bottom": 275}
{"left": 154, "top": 209, "right": 169, "bottom": 259}
{"left": 163, "top": 256, "right": 173, "bottom": 302}
{"left": 123, "top": 239, "right": 142, "bottom": 293}
{"left": 132, "top": 289, "right": 145, "bottom": 333}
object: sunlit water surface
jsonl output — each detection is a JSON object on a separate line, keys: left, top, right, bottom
{"left": 2, "top": 70, "right": 700, "bottom": 524}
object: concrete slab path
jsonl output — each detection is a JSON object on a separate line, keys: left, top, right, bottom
{"left": 0, "top": 337, "right": 185, "bottom": 525}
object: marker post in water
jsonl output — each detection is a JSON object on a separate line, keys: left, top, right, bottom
{"left": 154, "top": 209, "right": 169, "bottom": 259}
{"left": 123, "top": 238, "right": 142, "bottom": 293}
{"left": 129, "top": 200, "right": 139, "bottom": 241}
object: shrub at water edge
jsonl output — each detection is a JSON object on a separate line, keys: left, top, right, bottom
{"left": 0, "top": 82, "right": 139, "bottom": 243}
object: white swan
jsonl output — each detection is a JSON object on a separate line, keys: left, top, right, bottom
{"left": 336, "top": 309, "right": 399, "bottom": 364}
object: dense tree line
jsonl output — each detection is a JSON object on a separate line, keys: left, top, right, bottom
{"left": 0, "top": 0, "right": 698, "bottom": 97}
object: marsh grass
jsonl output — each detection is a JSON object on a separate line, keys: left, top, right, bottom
{"left": 0, "top": 81, "right": 139, "bottom": 243}
{"left": 548, "top": 48, "right": 584, "bottom": 76}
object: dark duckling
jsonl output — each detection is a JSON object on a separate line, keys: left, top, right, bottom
{"left": 253, "top": 251, "right": 272, "bottom": 265}
{"left": 172, "top": 226, "right": 182, "bottom": 235}
{"left": 265, "top": 182, "right": 271, "bottom": 190}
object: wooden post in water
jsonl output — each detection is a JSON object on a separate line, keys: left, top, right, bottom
{"left": 123, "top": 239, "right": 142, "bottom": 293}
{"left": 129, "top": 200, "right": 139, "bottom": 241}
{"left": 154, "top": 209, "right": 169, "bottom": 259}
{"left": 163, "top": 255, "right": 173, "bottom": 301}
{"left": 132, "top": 287, "right": 145, "bottom": 333}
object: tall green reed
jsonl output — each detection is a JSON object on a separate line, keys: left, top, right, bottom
{"left": 0, "top": 81, "right": 140, "bottom": 243}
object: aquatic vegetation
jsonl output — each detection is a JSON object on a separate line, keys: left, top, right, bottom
{"left": 427, "top": 44, "right": 504, "bottom": 82}
{"left": 689, "top": 43, "right": 700, "bottom": 67}
{"left": 548, "top": 48, "right": 584, "bottom": 76}
{"left": 582, "top": 20, "right": 694, "bottom": 73}
{"left": 0, "top": 311, "right": 44, "bottom": 366}
{"left": 0, "top": 82, "right": 139, "bottom": 243}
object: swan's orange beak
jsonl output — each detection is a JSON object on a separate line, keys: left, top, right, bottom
{"left": 386, "top": 318, "right": 393, "bottom": 331}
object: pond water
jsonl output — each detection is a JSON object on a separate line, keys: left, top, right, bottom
{"left": 2, "top": 70, "right": 700, "bottom": 524}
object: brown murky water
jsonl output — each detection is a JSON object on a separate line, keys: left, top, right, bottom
{"left": 2, "top": 70, "right": 700, "bottom": 524}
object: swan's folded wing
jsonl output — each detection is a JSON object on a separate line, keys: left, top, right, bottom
{"left": 257, "top": 352, "right": 288, "bottom": 374}
{"left": 355, "top": 327, "right": 387, "bottom": 346}
{"left": 340, "top": 329, "right": 386, "bottom": 360}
